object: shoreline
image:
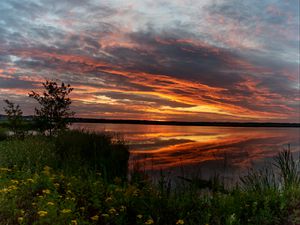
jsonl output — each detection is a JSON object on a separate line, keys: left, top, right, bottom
{"left": 70, "top": 118, "right": 300, "bottom": 128}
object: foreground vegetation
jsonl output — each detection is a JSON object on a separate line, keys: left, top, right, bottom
{"left": 0, "top": 129, "right": 299, "bottom": 225}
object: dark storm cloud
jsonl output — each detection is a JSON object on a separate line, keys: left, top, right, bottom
{"left": 0, "top": 0, "right": 298, "bottom": 122}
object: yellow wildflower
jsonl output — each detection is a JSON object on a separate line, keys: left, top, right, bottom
{"left": 0, "top": 167, "right": 11, "bottom": 172}
{"left": 18, "top": 217, "right": 24, "bottom": 223}
{"left": 176, "top": 219, "right": 184, "bottom": 225}
{"left": 43, "top": 166, "right": 51, "bottom": 176}
{"left": 42, "top": 189, "right": 51, "bottom": 194}
{"left": 47, "top": 202, "right": 55, "bottom": 206}
{"left": 8, "top": 185, "right": 17, "bottom": 190}
{"left": 1, "top": 188, "right": 8, "bottom": 193}
{"left": 91, "top": 215, "right": 99, "bottom": 221}
{"left": 145, "top": 218, "right": 154, "bottom": 224}
{"left": 108, "top": 208, "right": 117, "bottom": 214}
{"left": 105, "top": 197, "right": 112, "bottom": 202}
{"left": 71, "top": 220, "right": 78, "bottom": 225}
{"left": 61, "top": 209, "right": 72, "bottom": 214}
{"left": 37, "top": 210, "right": 48, "bottom": 217}
{"left": 137, "top": 214, "right": 143, "bottom": 219}
{"left": 10, "top": 179, "right": 19, "bottom": 184}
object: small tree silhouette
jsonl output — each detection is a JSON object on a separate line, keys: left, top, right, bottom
{"left": 3, "top": 100, "right": 24, "bottom": 138}
{"left": 29, "top": 80, "right": 75, "bottom": 136}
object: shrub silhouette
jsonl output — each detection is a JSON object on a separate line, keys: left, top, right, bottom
{"left": 29, "top": 80, "right": 74, "bottom": 136}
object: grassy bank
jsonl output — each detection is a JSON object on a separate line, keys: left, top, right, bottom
{"left": 0, "top": 130, "right": 299, "bottom": 225}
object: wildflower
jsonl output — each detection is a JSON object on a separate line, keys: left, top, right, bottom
{"left": 37, "top": 210, "right": 48, "bottom": 217}
{"left": 10, "top": 179, "right": 19, "bottom": 184}
{"left": 42, "top": 189, "right": 51, "bottom": 195}
{"left": 137, "top": 214, "right": 143, "bottom": 219}
{"left": 102, "top": 213, "right": 109, "bottom": 218}
{"left": 91, "top": 215, "right": 99, "bottom": 221}
{"left": 145, "top": 218, "right": 154, "bottom": 224}
{"left": 176, "top": 219, "right": 184, "bottom": 225}
{"left": 0, "top": 188, "right": 8, "bottom": 193}
{"left": 20, "top": 210, "right": 25, "bottom": 214}
{"left": 105, "top": 197, "right": 112, "bottom": 202}
{"left": 120, "top": 205, "right": 126, "bottom": 212}
{"left": 47, "top": 202, "right": 55, "bottom": 206}
{"left": 0, "top": 167, "right": 11, "bottom": 172}
{"left": 71, "top": 220, "right": 78, "bottom": 225}
{"left": 133, "top": 190, "right": 139, "bottom": 197}
{"left": 108, "top": 208, "right": 117, "bottom": 214}
{"left": 43, "top": 166, "right": 51, "bottom": 171}
{"left": 18, "top": 217, "right": 24, "bottom": 222}
{"left": 61, "top": 209, "right": 72, "bottom": 214}
{"left": 8, "top": 185, "right": 17, "bottom": 191}
{"left": 43, "top": 166, "right": 51, "bottom": 176}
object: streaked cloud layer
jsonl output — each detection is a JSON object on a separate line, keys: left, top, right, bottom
{"left": 0, "top": 0, "right": 299, "bottom": 122}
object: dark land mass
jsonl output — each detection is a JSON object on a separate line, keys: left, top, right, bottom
{"left": 70, "top": 117, "right": 300, "bottom": 128}
{"left": 0, "top": 115, "right": 299, "bottom": 127}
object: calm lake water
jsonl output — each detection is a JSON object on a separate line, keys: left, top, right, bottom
{"left": 72, "top": 123, "right": 300, "bottom": 181}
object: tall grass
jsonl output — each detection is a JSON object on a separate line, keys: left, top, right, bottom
{"left": 273, "top": 148, "right": 300, "bottom": 189}
{"left": 54, "top": 129, "right": 129, "bottom": 181}
{"left": 0, "top": 129, "right": 130, "bottom": 181}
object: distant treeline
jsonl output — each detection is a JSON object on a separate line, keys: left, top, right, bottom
{"left": 0, "top": 115, "right": 299, "bottom": 127}
{"left": 71, "top": 118, "right": 300, "bottom": 128}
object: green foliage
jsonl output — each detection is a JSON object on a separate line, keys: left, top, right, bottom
{"left": 0, "top": 165, "right": 299, "bottom": 225}
{"left": 0, "top": 133, "right": 299, "bottom": 225}
{"left": 0, "top": 129, "right": 129, "bottom": 181}
{"left": 0, "top": 127, "right": 8, "bottom": 141}
{"left": 28, "top": 80, "right": 74, "bottom": 136}
{"left": 3, "top": 100, "right": 25, "bottom": 138}
{"left": 0, "top": 135, "right": 56, "bottom": 171}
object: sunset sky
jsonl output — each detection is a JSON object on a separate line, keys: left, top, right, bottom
{"left": 0, "top": 0, "right": 299, "bottom": 122}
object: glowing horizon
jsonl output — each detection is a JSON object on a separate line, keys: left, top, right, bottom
{"left": 0, "top": 0, "right": 299, "bottom": 122}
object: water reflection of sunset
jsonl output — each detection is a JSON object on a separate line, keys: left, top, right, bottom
{"left": 73, "top": 123, "right": 300, "bottom": 177}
